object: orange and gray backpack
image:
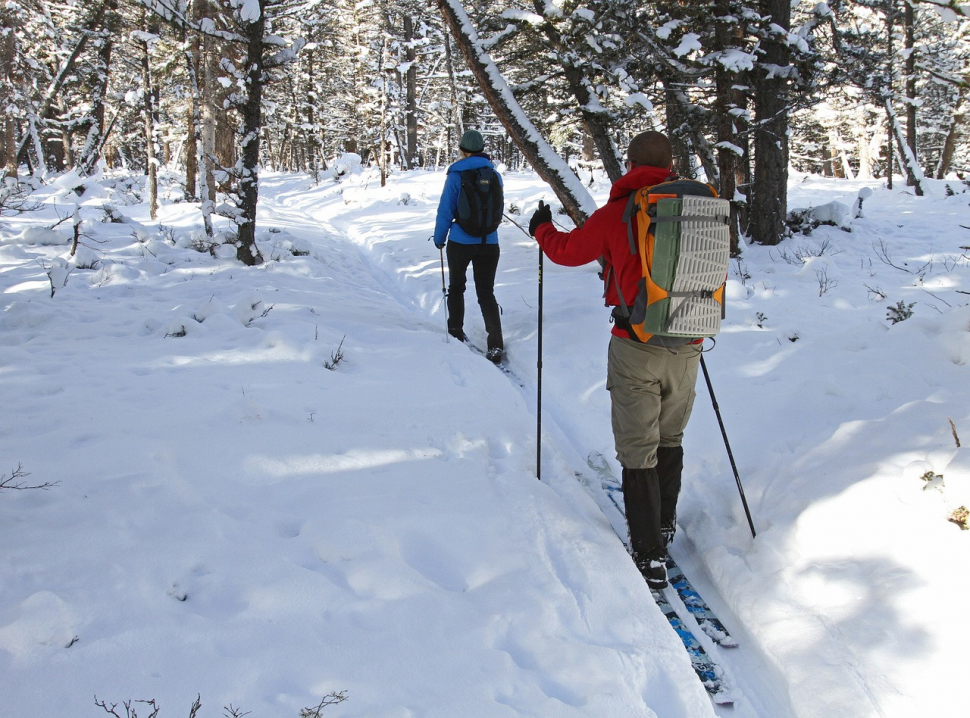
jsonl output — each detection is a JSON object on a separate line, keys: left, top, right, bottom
{"left": 613, "top": 179, "right": 731, "bottom": 344}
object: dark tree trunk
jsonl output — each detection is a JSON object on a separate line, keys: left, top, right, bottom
{"left": 904, "top": 0, "right": 918, "bottom": 182}
{"left": 714, "top": 0, "right": 746, "bottom": 255}
{"left": 884, "top": 95, "right": 925, "bottom": 195}
{"left": 404, "top": 15, "right": 419, "bottom": 168}
{"left": 236, "top": 4, "right": 265, "bottom": 266}
{"left": 77, "top": 0, "right": 120, "bottom": 176}
{"left": 936, "top": 94, "right": 963, "bottom": 179}
{"left": 140, "top": 12, "right": 159, "bottom": 219}
{"left": 748, "top": 0, "right": 791, "bottom": 246}
{"left": 1, "top": 5, "right": 18, "bottom": 179}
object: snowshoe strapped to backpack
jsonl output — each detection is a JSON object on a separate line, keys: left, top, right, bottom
{"left": 614, "top": 179, "right": 730, "bottom": 344}
{"left": 455, "top": 167, "right": 503, "bottom": 242}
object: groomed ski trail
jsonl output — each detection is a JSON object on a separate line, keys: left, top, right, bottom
{"left": 282, "top": 168, "right": 797, "bottom": 717}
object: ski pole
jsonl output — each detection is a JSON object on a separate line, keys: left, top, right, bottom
{"left": 699, "top": 354, "right": 756, "bottom": 538}
{"left": 536, "top": 245, "right": 544, "bottom": 481}
{"left": 439, "top": 244, "right": 449, "bottom": 342}
{"left": 505, "top": 210, "right": 544, "bottom": 481}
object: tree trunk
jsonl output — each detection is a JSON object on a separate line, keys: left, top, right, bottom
{"left": 714, "top": 0, "right": 745, "bottom": 255}
{"left": 404, "top": 15, "right": 419, "bottom": 168}
{"left": 1, "top": 5, "right": 18, "bottom": 179}
{"left": 936, "top": 92, "right": 964, "bottom": 178}
{"left": 235, "top": 4, "right": 265, "bottom": 266}
{"left": 884, "top": 94, "right": 926, "bottom": 195}
{"left": 443, "top": 31, "right": 463, "bottom": 148}
{"left": 435, "top": 0, "right": 597, "bottom": 225}
{"left": 77, "top": 0, "right": 120, "bottom": 176}
{"left": 140, "top": 14, "right": 159, "bottom": 220}
{"left": 748, "top": 0, "right": 791, "bottom": 246}
{"left": 202, "top": 15, "right": 218, "bottom": 203}
{"left": 904, "top": 0, "right": 919, "bottom": 183}
{"left": 183, "top": 11, "right": 200, "bottom": 202}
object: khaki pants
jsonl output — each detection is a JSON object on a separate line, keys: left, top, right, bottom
{"left": 606, "top": 336, "right": 701, "bottom": 469}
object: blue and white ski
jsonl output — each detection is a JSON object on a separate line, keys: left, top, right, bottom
{"left": 587, "top": 449, "right": 736, "bottom": 644}
{"left": 666, "top": 556, "right": 738, "bottom": 647}
{"left": 652, "top": 585, "right": 734, "bottom": 705}
{"left": 585, "top": 451, "right": 734, "bottom": 703}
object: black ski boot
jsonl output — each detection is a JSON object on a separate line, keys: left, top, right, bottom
{"left": 622, "top": 467, "right": 667, "bottom": 589}
{"left": 657, "top": 446, "right": 684, "bottom": 549}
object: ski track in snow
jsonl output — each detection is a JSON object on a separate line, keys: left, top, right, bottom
{"left": 289, "top": 170, "right": 797, "bottom": 717}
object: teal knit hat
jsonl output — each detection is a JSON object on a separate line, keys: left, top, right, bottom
{"left": 459, "top": 129, "right": 485, "bottom": 153}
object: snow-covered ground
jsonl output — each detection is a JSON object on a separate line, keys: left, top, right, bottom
{"left": 1, "top": 161, "right": 967, "bottom": 717}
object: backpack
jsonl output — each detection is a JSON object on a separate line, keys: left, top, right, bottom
{"left": 613, "top": 179, "right": 731, "bottom": 343}
{"left": 455, "top": 167, "right": 503, "bottom": 241}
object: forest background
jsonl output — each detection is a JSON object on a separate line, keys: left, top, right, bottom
{"left": 2, "top": 0, "right": 969, "bottom": 256}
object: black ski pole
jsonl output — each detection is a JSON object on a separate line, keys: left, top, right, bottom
{"left": 700, "top": 354, "right": 756, "bottom": 538}
{"left": 439, "top": 245, "right": 449, "bottom": 342}
{"left": 536, "top": 246, "right": 543, "bottom": 481}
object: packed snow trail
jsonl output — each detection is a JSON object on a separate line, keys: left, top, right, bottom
{"left": 293, "top": 167, "right": 799, "bottom": 717}
{"left": 0, "top": 169, "right": 720, "bottom": 716}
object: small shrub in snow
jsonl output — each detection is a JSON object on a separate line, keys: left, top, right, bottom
{"left": 190, "top": 235, "right": 219, "bottom": 256}
{"left": 0, "top": 463, "right": 58, "bottom": 492}
{"left": 290, "top": 238, "right": 312, "bottom": 256}
{"left": 815, "top": 268, "right": 838, "bottom": 296}
{"left": 732, "top": 256, "right": 751, "bottom": 285}
{"left": 920, "top": 470, "right": 944, "bottom": 491}
{"left": 301, "top": 692, "right": 348, "bottom": 716}
{"left": 332, "top": 152, "right": 362, "bottom": 179}
{"left": 786, "top": 201, "right": 852, "bottom": 235}
{"left": 235, "top": 293, "right": 273, "bottom": 326}
{"left": 0, "top": 179, "right": 40, "bottom": 216}
{"left": 324, "top": 336, "right": 346, "bottom": 370}
{"left": 886, "top": 300, "right": 915, "bottom": 324}
{"left": 92, "top": 692, "right": 346, "bottom": 717}
{"left": 852, "top": 187, "right": 873, "bottom": 219}
{"left": 43, "top": 257, "right": 72, "bottom": 297}
{"left": 71, "top": 245, "right": 101, "bottom": 269}
{"left": 775, "top": 239, "right": 842, "bottom": 266}
{"left": 949, "top": 506, "right": 969, "bottom": 530}
{"left": 165, "top": 321, "right": 188, "bottom": 338}
{"left": 99, "top": 204, "right": 127, "bottom": 223}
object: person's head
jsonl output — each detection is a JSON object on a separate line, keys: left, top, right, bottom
{"left": 626, "top": 131, "right": 673, "bottom": 172}
{"left": 459, "top": 129, "right": 485, "bottom": 155}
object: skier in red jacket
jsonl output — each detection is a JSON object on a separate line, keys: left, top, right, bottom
{"left": 529, "top": 131, "right": 703, "bottom": 589}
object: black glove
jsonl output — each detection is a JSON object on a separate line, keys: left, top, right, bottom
{"left": 529, "top": 201, "right": 552, "bottom": 237}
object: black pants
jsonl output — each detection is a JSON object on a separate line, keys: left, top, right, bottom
{"left": 447, "top": 241, "right": 503, "bottom": 351}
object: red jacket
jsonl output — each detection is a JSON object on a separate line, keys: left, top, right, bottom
{"left": 535, "top": 165, "right": 676, "bottom": 339}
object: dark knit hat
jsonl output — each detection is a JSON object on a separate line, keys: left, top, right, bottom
{"left": 459, "top": 129, "right": 485, "bottom": 153}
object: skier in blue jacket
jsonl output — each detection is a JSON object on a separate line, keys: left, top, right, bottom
{"left": 433, "top": 129, "right": 505, "bottom": 363}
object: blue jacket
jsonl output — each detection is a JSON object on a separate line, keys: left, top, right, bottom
{"left": 433, "top": 154, "right": 503, "bottom": 247}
